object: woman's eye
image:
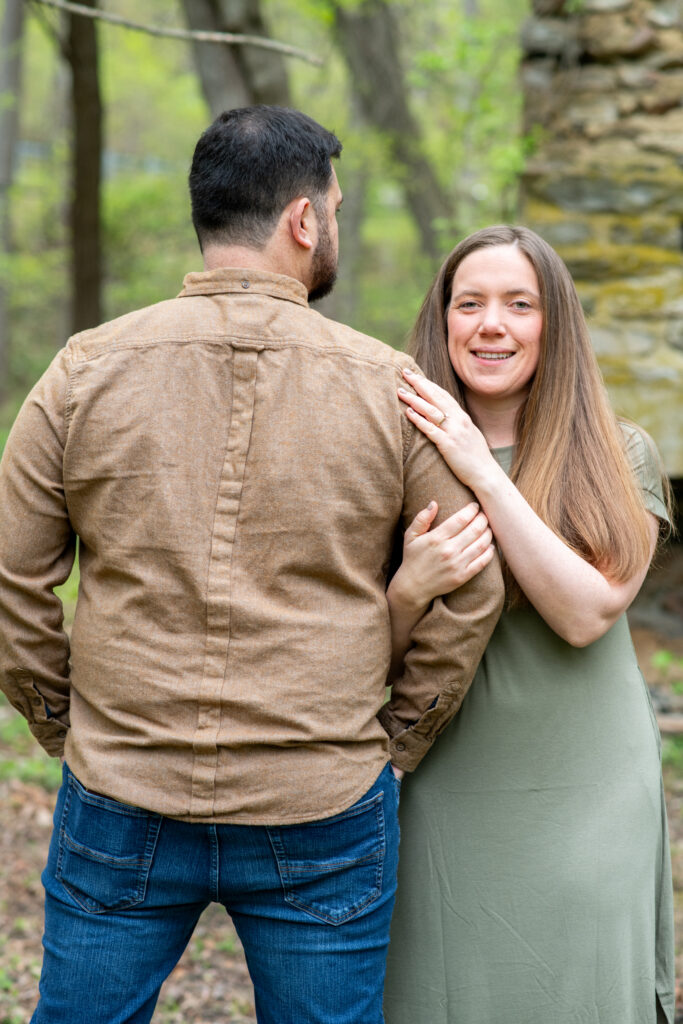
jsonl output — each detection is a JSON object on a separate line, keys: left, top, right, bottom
{"left": 511, "top": 300, "right": 532, "bottom": 311}
{"left": 455, "top": 301, "right": 479, "bottom": 310}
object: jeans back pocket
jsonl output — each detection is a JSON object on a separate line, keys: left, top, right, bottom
{"left": 267, "top": 789, "right": 386, "bottom": 926}
{"left": 56, "top": 769, "right": 161, "bottom": 915}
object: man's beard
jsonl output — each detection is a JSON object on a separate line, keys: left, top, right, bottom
{"left": 308, "top": 218, "right": 338, "bottom": 303}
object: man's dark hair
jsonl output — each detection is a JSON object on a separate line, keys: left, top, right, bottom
{"left": 189, "top": 105, "right": 342, "bottom": 251}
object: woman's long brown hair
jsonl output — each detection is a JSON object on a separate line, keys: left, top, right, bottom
{"left": 410, "top": 225, "right": 669, "bottom": 605}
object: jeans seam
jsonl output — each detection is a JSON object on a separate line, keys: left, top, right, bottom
{"left": 267, "top": 792, "right": 387, "bottom": 926}
{"left": 209, "top": 824, "right": 219, "bottom": 903}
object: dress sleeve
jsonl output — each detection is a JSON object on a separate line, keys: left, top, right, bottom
{"left": 620, "top": 422, "right": 671, "bottom": 528}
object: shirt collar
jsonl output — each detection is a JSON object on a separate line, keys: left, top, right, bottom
{"left": 178, "top": 267, "right": 309, "bottom": 307}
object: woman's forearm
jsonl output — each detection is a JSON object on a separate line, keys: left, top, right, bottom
{"left": 386, "top": 571, "right": 429, "bottom": 681}
{"left": 472, "top": 462, "right": 657, "bottom": 646}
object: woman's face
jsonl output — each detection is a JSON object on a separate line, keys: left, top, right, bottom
{"left": 446, "top": 244, "right": 543, "bottom": 409}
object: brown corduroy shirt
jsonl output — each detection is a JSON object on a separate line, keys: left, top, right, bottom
{"left": 0, "top": 268, "right": 503, "bottom": 824}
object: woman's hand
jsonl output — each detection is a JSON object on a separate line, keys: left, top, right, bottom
{"left": 398, "top": 368, "right": 496, "bottom": 492}
{"left": 390, "top": 500, "right": 494, "bottom": 613}
{"left": 386, "top": 500, "right": 494, "bottom": 677}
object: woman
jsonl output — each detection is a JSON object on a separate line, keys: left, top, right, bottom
{"left": 383, "top": 226, "right": 675, "bottom": 1024}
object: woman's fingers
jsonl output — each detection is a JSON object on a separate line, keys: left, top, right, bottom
{"left": 398, "top": 387, "right": 450, "bottom": 428}
{"left": 456, "top": 542, "right": 496, "bottom": 584}
{"left": 433, "top": 505, "right": 484, "bottom": 540}
{"left": 404, "top": 501, "right": 439, "bottom": 545}
{"left": 402, "top": 404, "right": 444, "bottom": 442}
{"left": 402, "top": 367, "right": 450, "bottom": 405}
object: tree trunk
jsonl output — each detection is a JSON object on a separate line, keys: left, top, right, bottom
{"left": 0, "top": 0, "right": 25, "bottom": 398}
{"left": 181, "top": 0, "right": 290, "bottom": 116}
{"left": 67, "top": 0, "right": 102, "bottom": 334}
{"left": 332, "top": 0, "right": 452, "bottom": 262}
{"left": 314, "top": 94, "right": 368, "bottom": 327}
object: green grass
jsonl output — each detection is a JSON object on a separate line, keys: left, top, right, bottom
{"left": 0, "top": 694, "right": 62, "bottom": 791}
{"left": 663, "top": 735, "right": 683, "bottom": 773}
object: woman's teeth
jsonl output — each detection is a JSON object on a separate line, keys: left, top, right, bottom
{"left": 474, "top": 352, "right": 512, "bottom": 360}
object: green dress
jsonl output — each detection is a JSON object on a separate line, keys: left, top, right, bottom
{"left": 384, "top": 427, "right": 675, "bottom": 1024}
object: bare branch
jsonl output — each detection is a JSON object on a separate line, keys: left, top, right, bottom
{"left": 27, "top": 0, "right": 323, "bottom": 66}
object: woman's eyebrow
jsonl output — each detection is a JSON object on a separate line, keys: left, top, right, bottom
{"left": 450, "top": 288, "right": 540, "bottom": 301}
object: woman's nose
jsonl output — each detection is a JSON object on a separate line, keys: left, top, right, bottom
{"left": 478, "top": 304, "right": 506, "bottom": 335}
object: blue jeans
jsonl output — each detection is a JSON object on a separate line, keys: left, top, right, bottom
{"left": 32, "top": 761, "right": 400, "bottom": 1024}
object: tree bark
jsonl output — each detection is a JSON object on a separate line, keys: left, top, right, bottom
{"left": 0, "top": 0, "right": 25, "bottom": 398}
{"left": 67, "top": 0, "right": 102, "bottom": 333}
{"left": 181, "top": 0, "right": 290, "bottom": 116}
{"left": 332, "top": 0, "right": 452, "bottom": 262}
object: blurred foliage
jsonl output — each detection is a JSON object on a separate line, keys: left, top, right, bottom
{"left": 1, "top": 0, "right": 530, "bottom": 446}
{"left": 0, "top": 693, "right": 62, "bottom": 789}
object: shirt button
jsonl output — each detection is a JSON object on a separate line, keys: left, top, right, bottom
{"left": 241, "top": 279, "right": 250, "bottom": 289}
{"left": 395, "top": 742, "right": 406, "bottom": 752}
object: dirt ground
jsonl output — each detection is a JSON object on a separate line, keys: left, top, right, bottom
{"left": 1, "top": 545, "right": 682, "bottom": 1024}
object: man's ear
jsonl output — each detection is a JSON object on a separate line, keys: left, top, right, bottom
{"left": 289, "top": 197, "right": 314, "bottom": 250}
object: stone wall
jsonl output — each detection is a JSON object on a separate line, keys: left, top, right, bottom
{"left": 520, "top": 0, "right": 683, "bottom": 476}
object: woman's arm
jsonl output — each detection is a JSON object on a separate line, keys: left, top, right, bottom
{"left": 387, "top": 500, "right": 494, "bottom": 679}
{"left": 399, "top": 369, "right": 658, "bottom": 647}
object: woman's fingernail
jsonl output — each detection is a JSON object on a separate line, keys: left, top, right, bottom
{"left": 428, "top": 501, "right": 436, "bottom": 510}
{"left": 404, "top": 367, "right": 414, "bottom": 376}
{"left": 398, "top": 387, "right": 408, "bottom": 395}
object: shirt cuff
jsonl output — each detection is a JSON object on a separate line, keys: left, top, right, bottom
{"left": 2, "top": 669, "right": 70, "bottom": 758}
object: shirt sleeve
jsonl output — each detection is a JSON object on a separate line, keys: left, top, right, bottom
{"left": 377, "top": 365, "right": 505, "bottom": 772}
{"left": 0, "top": 348, "right": 76, "bottom": 757}
{"left": 620, "top": 422, "right": 671, "bottom": 528}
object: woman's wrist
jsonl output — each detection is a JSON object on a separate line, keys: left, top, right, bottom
{"left": 387, "top": 568, "right": 430, "bottom": 618}
{"left": 467, "top": 457, "right": 508, "bottom": 507}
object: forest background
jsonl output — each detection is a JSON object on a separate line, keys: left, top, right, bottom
{"left": 0, "top": 0, "right": 528, "bottom": 444}
{"left": 1, "top": 1, "right": 683, "bottom": 1022}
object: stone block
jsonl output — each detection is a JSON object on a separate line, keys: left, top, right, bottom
{"left": 597, "top": 274, "right": 682, "bottom": 318}
{"left": 619, "top": 94, "right": 640, "bottom": 115}
{"left": 521, "top": 60, "right": 556, "bottom": 92}
{"left": 609, "top": 215, "right": 682, "bottom": 250}
{"left": 645, "top": 29, "right": 683, "bottom": 67}
{"left": 638, "top": 75, "right": 683, "bottom": 113}
{"left": 582, "top": 0, "right": 632, "bottom": 10}
{"left": 532, "top": 0, "right": 567, "bottom": 15}
{"left": 560, "top": 243, "right": 682, "bottom": 279}
{"left": 531, "top": 174, "right": 672, "bottom": 213}
{"left": 566, "top": 98, "right": 620, "bottom": 129}
{"left": 521, "top": 16, "right": 581, "bottom": 59}
{"left": 647, "top": 1, "right": 682, "bottom": 29}
{"left": 560, "top": 65, "right": 618, "bottom": 92}
{"left": 667, "top": 320, "right": 683, "bottom": 350}
{"left": 617, "top": 64, "right": 661, "bottom": 88}
{"left": 580, "top": 15, "right": 657, "bottom": 58}
{"left": 588, "top": 322, "right": 657, "bottom": 357}
{"left": 603, "top": 357, "right": 683, "bottom": 475}
{"left": 530, "top": 220, "right": 594, "bottom": 246}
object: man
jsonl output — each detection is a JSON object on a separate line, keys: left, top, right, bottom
{"left": 0, "top": 106, "right": 503, "bottom": 1024}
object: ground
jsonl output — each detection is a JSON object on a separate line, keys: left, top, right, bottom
{"left": 0, "top": 545, "right": 682, "bottom": 1024}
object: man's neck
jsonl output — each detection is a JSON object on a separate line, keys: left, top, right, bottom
{"left": 202, "top": 243, "right": 308, "bottom": 289}
{"left": 203, "top": 245, "right": 274, "bottom": 272}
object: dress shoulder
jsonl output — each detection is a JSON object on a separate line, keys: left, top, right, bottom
{"left": 619, "top": 421, "right": 670, "bottom": 527}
